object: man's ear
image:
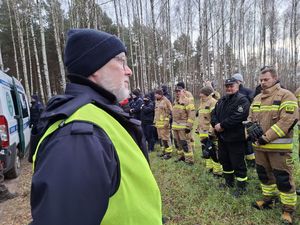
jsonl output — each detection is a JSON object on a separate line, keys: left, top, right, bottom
{"left": 88, "top": 70, "right": 100, "bottom": 83}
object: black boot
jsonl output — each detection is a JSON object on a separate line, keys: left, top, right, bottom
{"left": 232, "top": 181, "right": 247, "bottom": 198}
{"left": 163, "top": 153, "right": 172, "bottom": 160}
{"left": 246, "top": 159, "right": 256, "bottom": 168}
{"left": 0, "top": 190, "right": 18, "bottom": 203}
{"left": 219, "top": 173, "right": 234, "bottom": 189}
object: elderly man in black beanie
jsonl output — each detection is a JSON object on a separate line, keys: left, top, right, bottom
{"left": 29, "top": 29, "right": 162, "bottom": 225}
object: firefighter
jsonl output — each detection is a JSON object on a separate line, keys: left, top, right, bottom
{"left": 154, "top": 89, "right": 173, "bottom": 159}
{"left": 196, "top": 86, "right": 223, "bottom": 176}
{"left": 247, "top": 66, "right": 299, "bottom": 225}
{"left": 176, "top": 81, "right": 194, "bottom": 103}
{"left": 176, "top": 82, "right": 195, "bottom": 152}
{"left": 204, "top": 80, "right": 221, "bottom": 100}
{"left": 211, "top": 77, "right": 250, "bottom": 197}
{"left": 172, "top": 85, "right": 195, "bottom": 165}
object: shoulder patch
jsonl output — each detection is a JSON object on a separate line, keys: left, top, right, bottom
{"left": 237, "top": 105, "right": 244, "bottom": 113}
{"left": 70, "top": 122, "right": 94, "bottom": 135}
{"left": 285, "top": 105, "right": 295, "bottom": 114}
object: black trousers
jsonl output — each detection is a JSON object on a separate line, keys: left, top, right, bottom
{"left": 245, "top": 140, "right": 254, "bottom": 155}
{"left": 142, "top": 124, "right": 156, "bottom": 152}
{"left": 218, "top": 140, "right": 247, "bottom": 179}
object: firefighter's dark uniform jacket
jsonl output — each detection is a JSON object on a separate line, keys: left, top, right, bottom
{"left": 211, "top": 92, "right": 250, "bottom": 141}
{"left": 30, "top": 75, "right": 162, "bottom": 225}
{"left": 248, "top": 83, "right": 299, "bottom": 151}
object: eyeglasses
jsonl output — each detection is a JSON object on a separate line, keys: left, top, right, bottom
{"left": 114, "top": 55, "right": 128, "bottom": 70}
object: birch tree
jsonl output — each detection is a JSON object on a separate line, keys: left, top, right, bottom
{"left": 50, "top": 0, "right": 66, "bottom": 91}
{"left": 37, "top": 0, "right": 51, "bottom": 100}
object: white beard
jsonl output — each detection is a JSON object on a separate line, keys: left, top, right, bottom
{"left": 98, "top": 74, "right": 130, "bottom": 102}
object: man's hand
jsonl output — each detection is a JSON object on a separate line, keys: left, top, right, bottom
{"left": 214, "top": 123, "right": 224, "bottom": 132}
{"left": 185, "top": 128, "right": 191, "bottom": 134}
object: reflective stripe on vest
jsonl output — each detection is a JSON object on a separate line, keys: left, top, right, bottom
{"left": 252, "top": 138, "right": 293, "bottom": 150}
{"left": 33, "top": 103, "right": 162, "bottom": 225}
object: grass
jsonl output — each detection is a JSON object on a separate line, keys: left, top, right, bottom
{"left": 149, "top": 127, "right": 300, "bottom": 225}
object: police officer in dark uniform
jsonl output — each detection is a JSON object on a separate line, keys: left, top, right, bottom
{"left": 211, "top": 77, "right": 250, "bottom": 197}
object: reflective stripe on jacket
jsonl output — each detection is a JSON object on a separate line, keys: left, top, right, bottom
{"left": 172, "top": 95, "right": 195, "bottom": 130}
{"left": 154, "top": 96, "right": 172, "bottom": 128}
{"left": 197, "top": 95, "right": 216, "bottom": 137}
{"left": 33, "top": 103, "right": 162, "bottom": 225}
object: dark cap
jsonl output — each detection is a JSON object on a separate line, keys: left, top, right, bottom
{"left": 175, "top": 86, "right": 184, "bottom": 91}
{"left": 176, "top": 81, "right": 185, "bottom": 89}
{"left": 224, "top": 77, "right": 238, "bottom": 85}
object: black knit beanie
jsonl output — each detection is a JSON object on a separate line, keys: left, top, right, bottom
{"left": 64, "top": 29, "right": 127, "bottom": 77}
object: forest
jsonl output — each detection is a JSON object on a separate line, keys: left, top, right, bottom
{"left": 0, "top": 0, "right": 299, "bottom": 103}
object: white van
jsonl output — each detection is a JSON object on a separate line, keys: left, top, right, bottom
{"left": 0, "top": 70, "right": 31, "bottom": 179}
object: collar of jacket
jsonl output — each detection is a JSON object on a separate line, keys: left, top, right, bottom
{"left": 40, "top": 74, "right": 139, "bottom": 125}
{"left": 68, "top": 73, "right": 117, "bottom": 103}
{"left": 261, "top": 83, "right": 280, "bottom": 98}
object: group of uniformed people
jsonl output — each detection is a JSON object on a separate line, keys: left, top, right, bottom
{"left": 130, "top": 66, "right": 299, "bottom": 225}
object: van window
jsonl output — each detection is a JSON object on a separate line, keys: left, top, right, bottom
{"left": 10, "top": 91, "right": 29, "bottom": 118}
{"left": 19, "top": 93, "right": 29, "bottom": 118}
{"left": 10, "top": 90, "right": 19, "bottom": 116}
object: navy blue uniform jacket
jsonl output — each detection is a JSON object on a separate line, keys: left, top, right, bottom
{"left": 30, "top": 75, "right": 148, "bottom": 225}
{"left": 211, "top": 92, "right": 250, "bottom": 142}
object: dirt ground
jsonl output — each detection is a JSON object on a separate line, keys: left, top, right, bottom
{"left": 0, "top": 160, "right": 32, "bottom": 225}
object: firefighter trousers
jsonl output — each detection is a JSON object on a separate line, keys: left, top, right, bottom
{"left": 173, "top": 129, "right": 194, "bottom": 163}
{"left": 255, "top": 150, "right": 296, "bottom": 212}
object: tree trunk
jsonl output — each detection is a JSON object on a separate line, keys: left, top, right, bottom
{"left": 50, "top": 0, "right": 66, "bottom": 92}
{"left": 37, "top": 0, "right": 52, "bottom": 100}
{"left": 12, "top": 0, "right": 30, "bottom": 95}
{"left": 30, "top": 18, "right": 45, "bottom": 103}
{"left": 6, "top": 0, "right": 20, "bottom": 79}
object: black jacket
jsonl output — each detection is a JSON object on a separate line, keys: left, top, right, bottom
{"left": 30, "top": 74, "right": 148, "bottom": 225}
{"left": 129, "top": 97, "right": 143, "bottom": 120}
{"left": 211, "top": 92, "right": 250, "bottom": 142}
{"left": 140, "top": 100, "right": 155, "bottom": 125}
{"left": 30, "top": 101, "right": 44, "bottom": 127}
{"left": 238, "top": 84, "right": 254, "bottom": 102}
